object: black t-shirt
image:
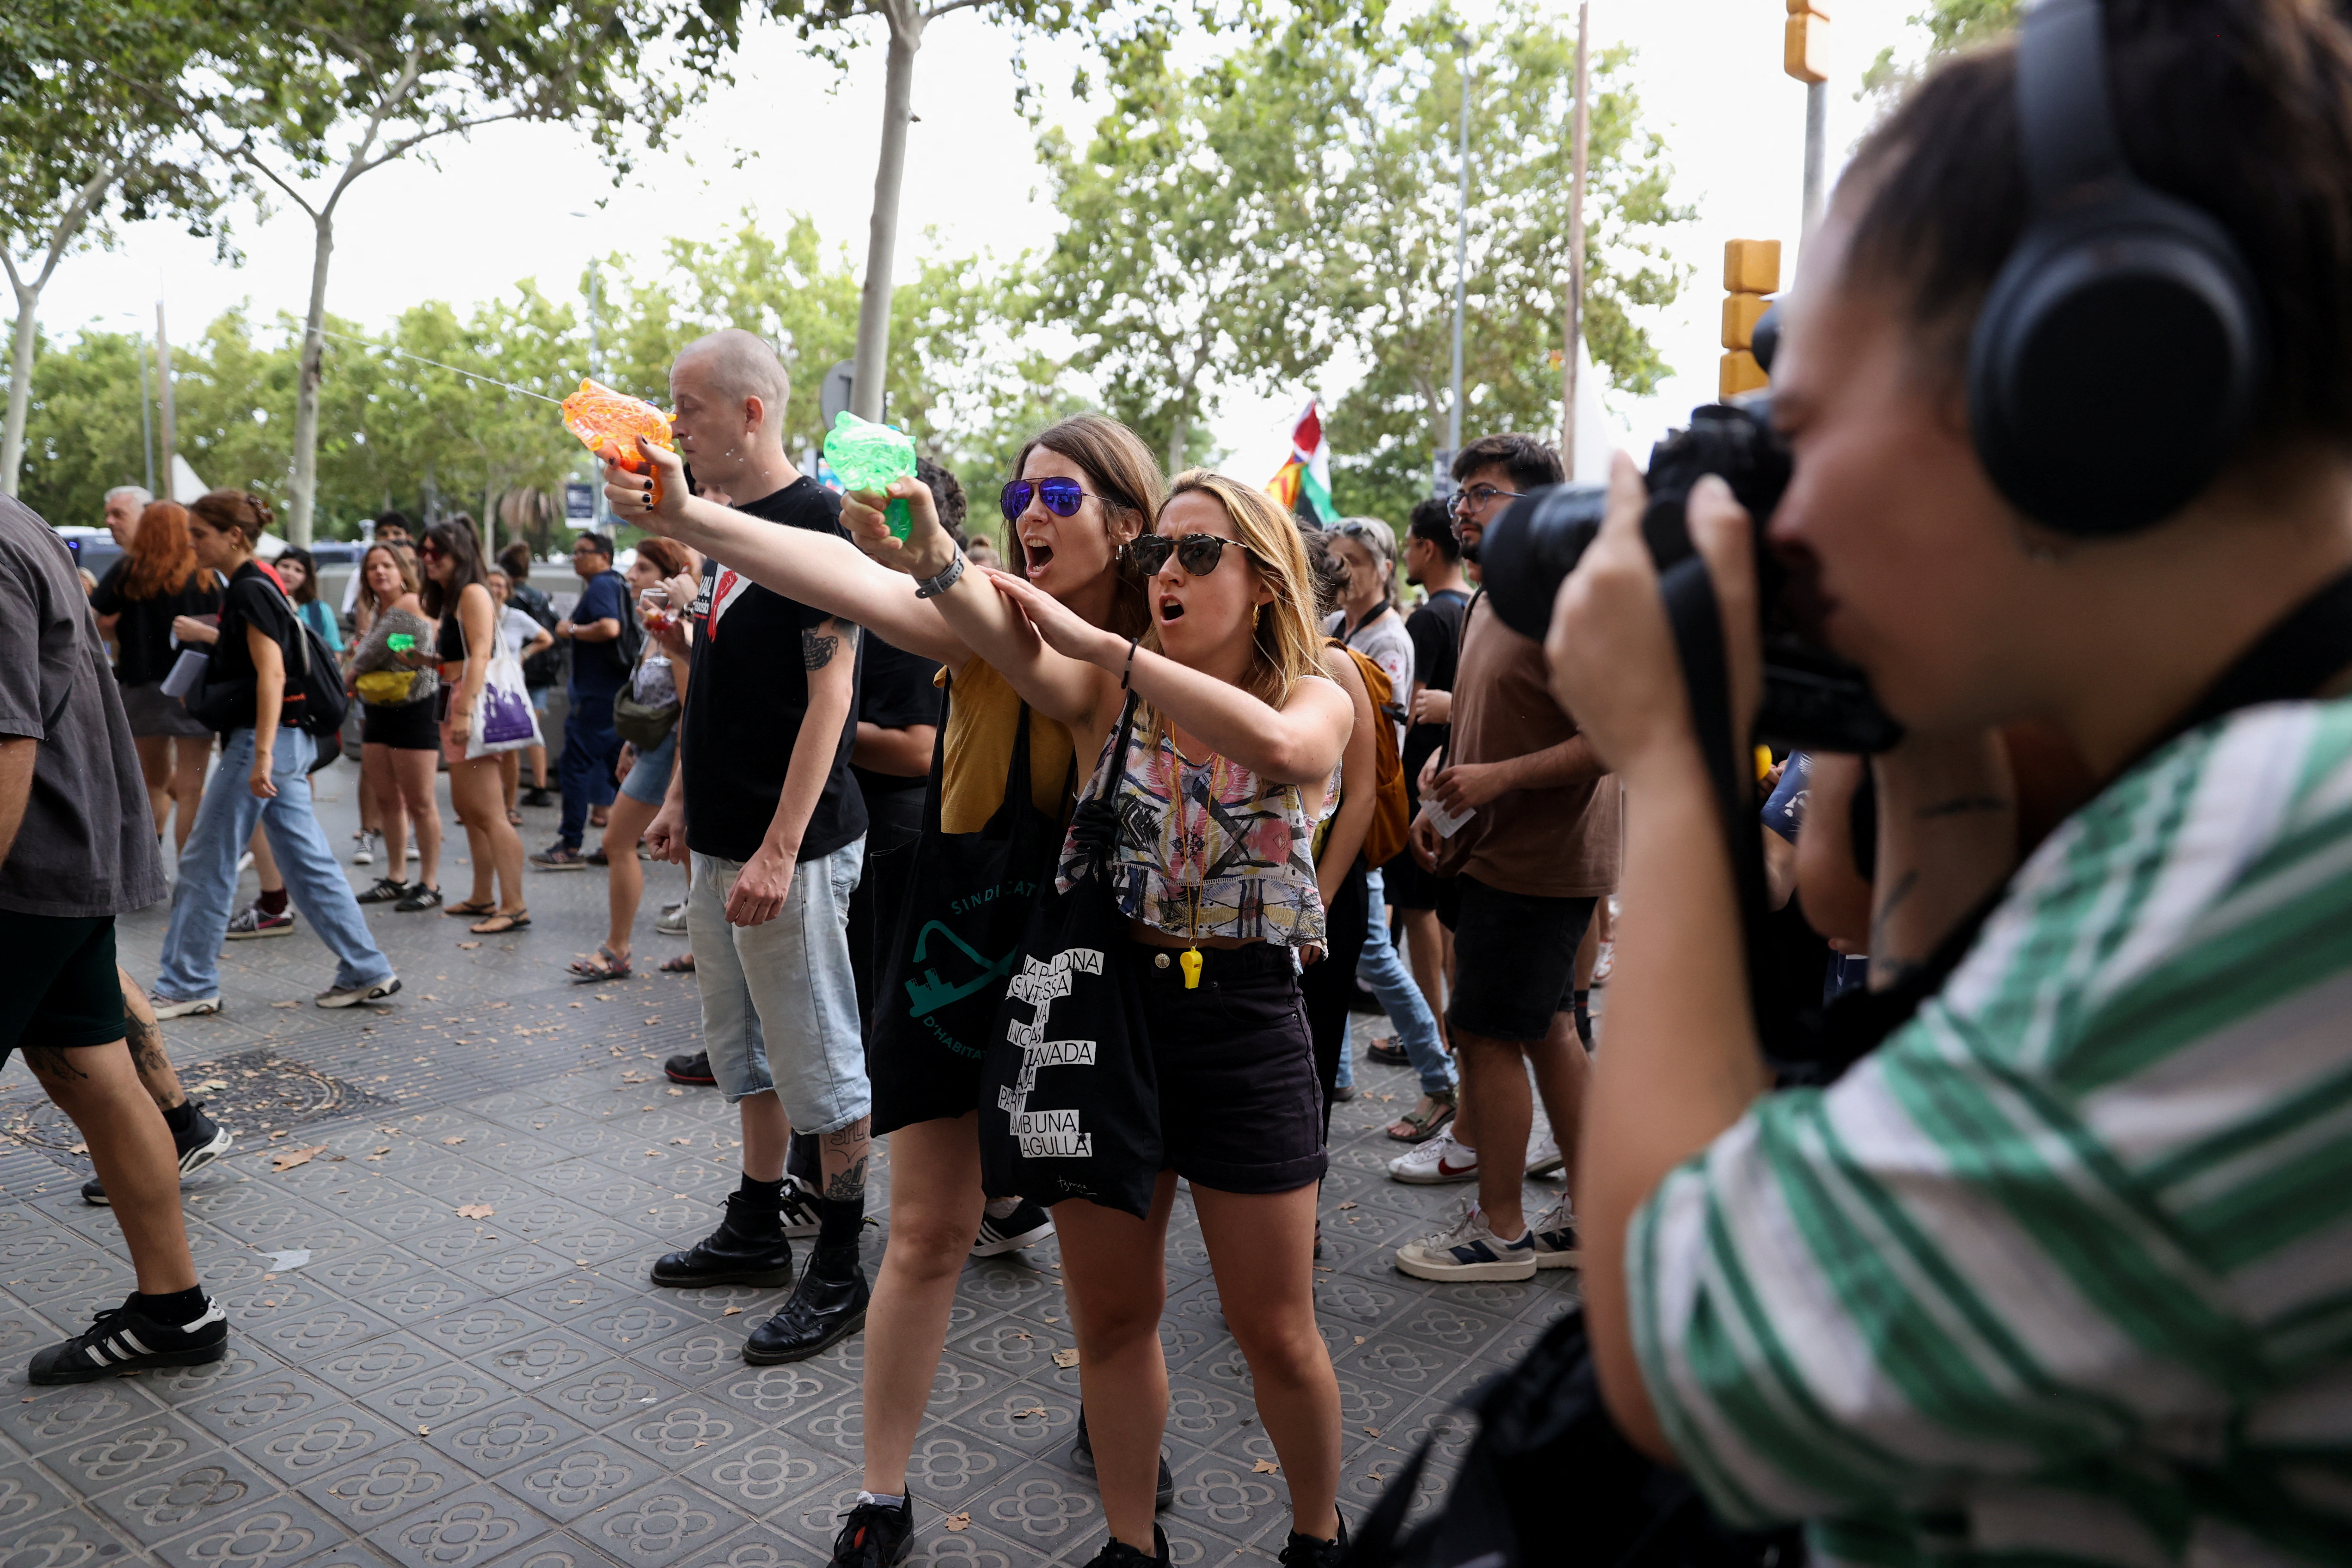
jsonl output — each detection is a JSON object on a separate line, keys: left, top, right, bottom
{"left": 852, "top": 634, "right": 943, "bottom": 801}
{"left": 681, "top": 478, "right": 868, "bottom": 863}
{"left": 205, "top": 561, "right": 303, "bottom": 732}
{"left": 89, "top": 561, "right": 222, "bottom": 687}
{"left": 1400, "top": 587, "right": 1470, "bottom": 797}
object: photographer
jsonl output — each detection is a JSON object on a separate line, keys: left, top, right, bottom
{"left": 1554, "top": 3, "right": 2352, "bottom": 1562}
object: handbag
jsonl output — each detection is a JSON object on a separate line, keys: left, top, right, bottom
{"left": 612, "top": 652, "right": 680, "bottom": 750}
{"left": 353, "top": 669, "right": 425, "bottom": 705}
{"left": 977, "top": 694, "right": 1163, "bottom": 1220}
{"left": 461, "top": 616, "right": 541, "bottom": 759}
{"left": 867, "top": 681, "right": 1070, "bottom": 1135}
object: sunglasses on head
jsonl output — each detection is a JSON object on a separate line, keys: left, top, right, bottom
{"left": 999, "top": 478, "right": 1104, "bottom": 524}
{"left": 1124, "top": 533, "right": 1263, "bottom": 578}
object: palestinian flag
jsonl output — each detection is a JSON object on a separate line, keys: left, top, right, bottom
{"left": 1266, "top": 400, "right": 1339, "bottom": 527}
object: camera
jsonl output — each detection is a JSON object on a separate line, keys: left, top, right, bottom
{"left": 1477, "top": 399, "right": 1903, "bottom": 753}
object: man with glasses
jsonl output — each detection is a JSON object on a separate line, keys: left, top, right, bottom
{"left": 533, "top": 533, "right": 629, "bottom": 869}
{"left": 1390, "top": 433, "right": 1614, "bottom": 1286}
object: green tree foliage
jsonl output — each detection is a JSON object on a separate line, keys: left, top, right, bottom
{"left": 1859, "top": 0, "right": 2022, "bottom": 106}
{"left": 9, "top": 217, "right": 1051, "bottom": 540}
{"left": 1032, "top": 1, "right": 1690, "bottom": 521}
{"left": 1321, "top": 9, "right": 1690, "bottom": 523}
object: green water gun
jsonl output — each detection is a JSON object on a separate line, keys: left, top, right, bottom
{"left": 823, "top": 411, "right": 919, "bottom": 541}
{"left": 387, "top": 633, "right": 416, "bottom": 653}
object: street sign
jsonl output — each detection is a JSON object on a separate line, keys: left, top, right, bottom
{"left": 564, "top": 480, "right": 595, "bottom": 527}
{"left": 819, "top": 359, "right": 857, "bottom": 430}
{"left": 1432, "top": 448, "right": 1456, "bottom": 500}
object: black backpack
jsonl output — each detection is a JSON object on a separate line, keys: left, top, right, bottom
{"left": 511, "top": 579, "right": 567, "bottom": 691}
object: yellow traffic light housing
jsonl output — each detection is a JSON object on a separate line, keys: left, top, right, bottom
{"left": 1785, "top": 1, "right": 1830, "bottom": 84}
{"left": 1720, "top": 238, "right": 1781, "bottom": 399}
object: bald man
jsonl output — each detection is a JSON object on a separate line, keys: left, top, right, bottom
{"left": 635, "top": 331, "right": 875, "bottom": 1367}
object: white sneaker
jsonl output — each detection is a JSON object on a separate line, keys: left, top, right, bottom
{"left": 1393, "top": 1198, "right": 1537, "bottom": 1282}
{"left": 1388, "top": 1129, "right": 1479, "bottom": 1185}
{"left": 1526, "top": 1128, "right": 1565, "bottom": 1178}
{"left": 151, "top": 994, "right": 221, "bottom": 1020}
{"left": 1528, "top": 1197, "right": 1582, "bottom": 1269}
{"left": 353, "top": 830, "right": 380, "bottom": 867}
{"left": 655, "top": 901, "right": 688, "bottom": 936}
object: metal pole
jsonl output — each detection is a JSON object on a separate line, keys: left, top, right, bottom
{"left": 1801, "top": 79, "right": 1828, "bottom": 237}
{"left": 1449, "top": 35, "right": 1471, "bottom": 458}
{"left": 1562, "top": 2, "right": 1590, "bottom": 469}
{"left": 134, "top": 331, "right": 155, "bottom": 497}
{"left": 154, "top": 301, "right": 177, "bottom": 502}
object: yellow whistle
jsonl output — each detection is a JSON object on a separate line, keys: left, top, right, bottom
{"left": 1180, "top": 948, "right": 1203, "bottom": 989}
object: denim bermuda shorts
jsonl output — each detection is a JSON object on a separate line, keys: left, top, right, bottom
{"left": 687, "top": 839, "right": 869, "bottom": 1134}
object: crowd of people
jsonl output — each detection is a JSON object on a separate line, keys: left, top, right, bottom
{"left": 4, "top": 4, "right": 2352, "bottom": 1566}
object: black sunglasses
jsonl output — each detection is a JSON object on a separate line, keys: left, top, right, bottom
{"left": 1125, "top": 533, "right": 1265, "bottom": 578}
{"left": 999, "top": 477, "right": 1106, "bottom": 523}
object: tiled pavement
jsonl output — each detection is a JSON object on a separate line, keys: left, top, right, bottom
{"left": 0, "top": 770, "right": 1579, "bottom": 1567}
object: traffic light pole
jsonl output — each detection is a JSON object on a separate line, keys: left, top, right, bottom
{"left": 1802, "top": 78, "right": 1828, "bottom": 236}
{"left": 1449, "top": 34, "right": 1471, "bottom": 459}
{"left": 1561, "top": 1, "right": 1590, "bottom": 471}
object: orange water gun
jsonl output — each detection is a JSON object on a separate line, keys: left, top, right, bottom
{"left": 561, "top": 379, "right": 675, "bottom": 507}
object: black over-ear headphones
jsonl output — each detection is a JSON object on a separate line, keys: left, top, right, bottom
{"left": 1967, "top": 0, "right": 2268, "bottom": 535}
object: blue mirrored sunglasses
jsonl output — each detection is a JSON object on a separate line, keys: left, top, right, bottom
{"left": 999, "top": 478, "right": 1099, "bottom": 523}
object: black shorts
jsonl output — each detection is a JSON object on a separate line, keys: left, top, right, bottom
{"left": 1381, "top": 847, "right": 1446, "bottom": 911}
{"left": 1128, "top": 937, "right": 1325, "bottom": 1195}
{"left": 0, "top": 913, "right": 124, "bottom": 1065}
{"left": 362, "top": 698, "right": 439, "bottom": 751}
{"left": 1444, "top": 876, "right": 1596, "bottom": 1045}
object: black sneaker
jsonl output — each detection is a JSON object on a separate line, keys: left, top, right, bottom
{"left": 1070, "top": 1411, "right": 1175, "bottom": 1510}
{"left": 83, "top": 1101, "right": 235, "bottom": 1206}
{"left": 1277, "top": 1513, "right": 1350, "bottom": 1568}
{"left": 394, "top": 883, "right": 444, "bottom": 912}
{"left": 1364, "top": 1038, "right": 1411, "bottom": 1067}
{"left": 28, "top": 1294, "right": 227, "bottom": 1384}
{"left": 224, "top": 903, "right": 296, "bottom": 939}
{"left": 651, "top": 1192, "right": 796, "bottom": 1288}
{"left": 355, "top": 876, "right": 411, "bottom": 905}
{"left": 1080, "top": 1525, "right": 1168, "bottom": 1568}
{"left": 742, "top": 1244, "right": 867, "bottom": 1364}
{"left": 520, "top": 786, "right": 555, "bottom": 808}
{"left": 664, "top": 1051, "right": 716, "bottom": 1086}
{"left": 971, "top": 1199, "right": 1054, "bottom": 1257}
{"left": 827, "top": 1492, "right": 914, "bottom": 1568}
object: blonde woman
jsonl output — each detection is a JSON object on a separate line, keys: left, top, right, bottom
{"left": 971, "top": 472, "right": 1353, "bottom": 1568}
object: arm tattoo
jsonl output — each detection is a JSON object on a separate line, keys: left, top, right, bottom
{"left": 1914, "top": 794, "right": 2011, "bottom": 819}
{"left": 801, "top": 618, "right": 856, "bottom": 672}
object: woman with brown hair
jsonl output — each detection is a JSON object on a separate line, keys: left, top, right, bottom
{"left": 89, "top": 500, "right": 220, "bottom": 857}
{"left": 344, "top": 542, "right": 444, "bottom": 910}
{"left": 416, "top": 519, "right": 528, "bottom": 935}
{"left": 150, "top": 491, "right": 398, "bottom": 1018}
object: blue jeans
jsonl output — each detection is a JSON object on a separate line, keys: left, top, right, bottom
{"left": 1356, "top": 867, "right": 1452, "bottom": 1095}
{"left": 557, "top": 685, "right": 624, "bottom": 849}
{"left": 156, "top": 728, "right": 395, "bottom": 1001}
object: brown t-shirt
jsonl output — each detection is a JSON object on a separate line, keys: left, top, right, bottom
{"left": 1443, "top": 592, "right": 1620, "bottom": 897}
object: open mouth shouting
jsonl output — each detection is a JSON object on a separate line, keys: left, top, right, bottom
{"left": 1156, "top": 590, "right": 1186, "bottom": 625}
{"left": 1022, "top": 537, "right": 1054, "bottom": 577}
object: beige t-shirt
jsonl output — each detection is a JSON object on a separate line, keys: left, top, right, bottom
{"left": 1444, "top": 593, "right": 1620, "bottom": 898}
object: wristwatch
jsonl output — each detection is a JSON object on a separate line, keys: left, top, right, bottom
{"left": 913, "top": 552, "right": 966, "bottom": 600}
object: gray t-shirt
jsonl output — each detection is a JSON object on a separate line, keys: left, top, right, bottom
{"left": 0, "top": 496, "right": 166, "bottom": 918}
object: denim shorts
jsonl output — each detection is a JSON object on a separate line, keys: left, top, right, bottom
{"left": 1444, "top": 875, "right": 1597, "bottom": 1044}
{"left": 1130, "top": 938, "right": 1326, "bottom": 1194}
{"left": 688, "top": 840, "right": 870, "bottom": 1133}
{"left": 619, "top": 729, "right": 677, "bottom": 806}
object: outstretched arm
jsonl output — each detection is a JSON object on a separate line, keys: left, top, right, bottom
{"left": 602, "top": 440, "right": 968, "bottom": 668}
{"left": 981, "top": 567, "right": 1352, "bottom": 785}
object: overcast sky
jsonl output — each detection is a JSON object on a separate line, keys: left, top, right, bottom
{"left": 34, "top": 0, "right": 1936, "bottom": 490}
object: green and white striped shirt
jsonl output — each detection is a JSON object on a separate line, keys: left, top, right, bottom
{"left": 1629, "top": 700, "right": 2352, "bottom": 1568}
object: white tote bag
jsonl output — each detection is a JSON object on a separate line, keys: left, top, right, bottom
{"left": 463, "top": 620, "right": 542, "bottom": 760}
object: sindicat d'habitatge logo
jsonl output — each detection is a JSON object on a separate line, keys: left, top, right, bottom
{"left": 995, "top": 946, "right": 1104, "bottom": 1157}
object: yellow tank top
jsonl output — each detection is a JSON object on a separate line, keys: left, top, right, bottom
{"left": 936, "top": 659, "right": 1078, "bottom": 834}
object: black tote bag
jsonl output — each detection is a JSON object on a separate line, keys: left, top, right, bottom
{"left": 978, "top": 695, "right": 1163, "bottom": 1220}
{"left": 867, "top": 680, "right": 1069, "bottom": 1136}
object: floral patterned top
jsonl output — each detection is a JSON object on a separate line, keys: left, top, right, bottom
{"left": 1057, "top": 717, "right": 1329, "bottom": 948}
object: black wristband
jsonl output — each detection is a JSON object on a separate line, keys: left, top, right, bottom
{"left": 1120, "top": 635, "right": 1142, "bottom": 691}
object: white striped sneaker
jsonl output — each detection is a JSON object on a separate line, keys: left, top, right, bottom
{"left": 1528, "top": 1197, "right": 1582, "bottom": 1269}
{"left": 27, "top": 1295, "right": 227, "bottom": 1384}
{"left": 1392, "top": 1199, "right": 1537, "bottom": 1283}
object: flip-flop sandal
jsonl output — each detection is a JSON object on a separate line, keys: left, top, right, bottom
{"left": 469, "top": 910, "right": 530, "bottom": 935}
{"left": 658, "top": 954, "right": 696, "bottom": 974}
{"left": 1386, "top": 1093, "right": 1458, "bottom": 1143}
{"left": 444, "top": 899, "right": 495, "bottom": 919}
{"left": 506, "top": 809, "right": 524, "bottom": 826}
{"left": 569, "top": 945, "right": 633, "bottom": 983}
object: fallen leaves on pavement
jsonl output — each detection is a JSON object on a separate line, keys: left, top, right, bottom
{"left": 270, "top": 1145, "right": 328, "bottom": 1172}
{"left": 455, "top": 1205, "right": 496, "bottom": 1220}
{"left": 1050, "top": 1348, "right": 1079, "bottom": 1368}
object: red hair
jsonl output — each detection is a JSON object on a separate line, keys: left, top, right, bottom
{"left": 120, "top": 501, "right": 205, "bottom": 600}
